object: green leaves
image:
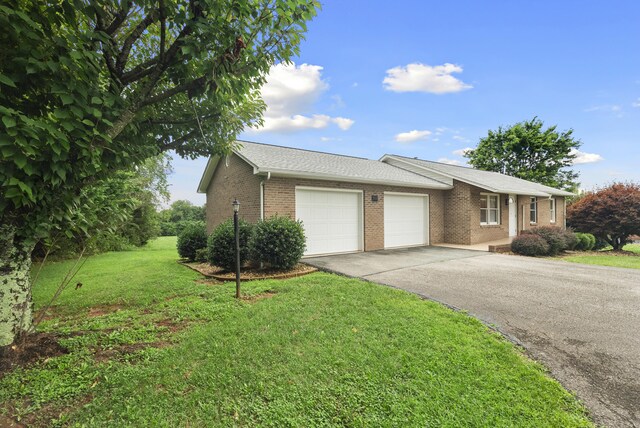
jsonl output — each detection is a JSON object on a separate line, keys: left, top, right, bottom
{"left": 0, "top": 73, "right": 16, "bottom": 87}
{"left": 466, "top": 117, "right": 580, "bottom": 191}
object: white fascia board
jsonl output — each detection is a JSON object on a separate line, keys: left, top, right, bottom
{"left": 196, "top": 156, "right": 220, "bottom": 193}
{"left": 259, "top": 168, "right": 453, "bottom": 190}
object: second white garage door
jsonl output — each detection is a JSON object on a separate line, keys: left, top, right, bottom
{"left": 295, "top": 188, "right": 363, "bottom": 256}
{"left": 384, "top": 193, "right": 429, "bottom": 248}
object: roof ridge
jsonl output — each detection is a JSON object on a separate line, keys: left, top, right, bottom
{"left": 236, "top": 139, "right": 372, "bottom": 162}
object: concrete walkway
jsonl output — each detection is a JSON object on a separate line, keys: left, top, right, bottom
{"left": 306, "top": 248, "right": 640, "bottom": 428}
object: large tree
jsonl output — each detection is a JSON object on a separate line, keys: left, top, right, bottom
{"left": 567, "top": 183, "right": 640, "bottom": 250}
{"left": 0, "top": 0, "right": 318, "bottom": 346}
{"left": 464, "top": 117, "right": 580, "bottom": 191}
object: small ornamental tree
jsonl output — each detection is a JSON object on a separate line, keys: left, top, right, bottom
{"left": 567, "top": 182, "right": 640, "bottom": 250}
{"left": 0, "top": 0, "right": 319, "bottom": 346}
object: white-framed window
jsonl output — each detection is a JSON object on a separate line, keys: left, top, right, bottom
{"left": 530, "top": 197, "right": 537, "bottom": 224}
{"left": 480, "top": 193, "right": 500, "bottom": 225}
{"left": 549, "top": 198, "right": 556, "bottom": 223}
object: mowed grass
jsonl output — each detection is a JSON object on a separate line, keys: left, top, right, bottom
{"left": 1, "top": 237, "right": 593, "bottom": 427}
{"left": 561, "top": 244, "right": 640, "bottom": 269}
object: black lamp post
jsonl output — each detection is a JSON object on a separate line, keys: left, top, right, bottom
{"left": 232, "top": 198, "right": 241, "bottom": 299}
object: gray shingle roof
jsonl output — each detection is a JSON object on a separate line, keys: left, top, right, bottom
{"left": 382, "top": 155, "right": 574, "bottom": 196}
{"left": 232, "top": 141, "right": 452, "bottom": 189}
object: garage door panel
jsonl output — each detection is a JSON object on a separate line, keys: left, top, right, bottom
{"left": 296, "top": 188, "right": 362, "bottom": 256}
{"left": 384, "top": 194, "right": 429, "bottom": 249}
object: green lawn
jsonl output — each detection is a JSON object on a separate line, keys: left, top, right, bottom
{"left": 1, "top": 237, "right": 593, "bottom": 427}
{"left": 561, "top": 244, "right": 640, "bottom": 269}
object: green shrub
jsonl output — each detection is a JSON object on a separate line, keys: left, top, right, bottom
{"left": 511, "top": 234, "right": 550, "bottom": 257}
{"left": 159, "top": 221, "right": 176, "bottom": 236}
{"left": 207, "top": 219, "right": 253, "bottom": 271}
{"left": 177, "top": 222, "right": 207, "bottom": 261}
{"left": 175, "top": 220, "right": 205, "bottom": 237}
{"left": 562, "top": 229, "right": 579, "bottom": 251}
{"left": 194, "top": 248, "right": 209, "bottom": 263}
{"left": 574, "top": 232, "right": 596, "bottom": 251}
{"left": 250, "top": 216, "right": 306, "bottom": 270}
{"left": 523, "top": 226, "right": 569, "bottom": 256}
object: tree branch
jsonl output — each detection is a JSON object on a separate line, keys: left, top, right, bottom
{"left": 104, "top": 2, "right": 133, "bottom": 36}
{"left": 116, "top": 10, "right": 160, "bottom": 74}
{"left": 140, "top": 75, "right": 210, "bottom": 107}
{"left": 120, "top": 58, "right": 159, "bottom": 84}
{"left": 142, "top": 112, "right": 220, "bottom": 126}
{"left": 160, "top": 129, "right": 200, "bottom": 150}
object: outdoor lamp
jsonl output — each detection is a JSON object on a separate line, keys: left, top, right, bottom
{"left": 232, "top": 198, "right": 241, "bottom": 298}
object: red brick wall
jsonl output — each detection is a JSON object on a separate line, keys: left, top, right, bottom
{"left": 443, "top": 180, "right": 472, "bottom": 244}
{"left": 263, "top": 177, "right": 445, "bottom": 251}
{"left": 469, "top": 185, "right": 510, "bottom": 245}
{"left": 517, "top": 196, "right": 566, "bottom": 233}
{"left": 204, "top": 154, "right": 261, "bottom": 233}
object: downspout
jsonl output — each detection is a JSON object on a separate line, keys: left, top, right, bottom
{"left": 260, "top": 171, "right": 272, "bottom": 220}
{"left": 260, "top": 181, "right": 264, "bottom": 220}
{"left": 563, "top": 197, "right": 567, "bottom": 229}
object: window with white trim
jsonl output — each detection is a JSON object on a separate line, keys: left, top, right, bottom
{"left": 549, "top": 198, "right": 556, "bottom": 223}
{"left": 530, "top": 197, "right": 537, "bottom": 224}
{"left": 480, "top": 193, "right": 500, "bottom": 225}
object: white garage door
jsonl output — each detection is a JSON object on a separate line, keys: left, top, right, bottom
{"left": 295, "top": 188, "right": 362, "bottom": 256}
{"left": 384, "top": 193, "right": 429, "bottom": 248}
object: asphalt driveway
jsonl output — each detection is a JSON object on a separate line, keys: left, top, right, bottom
{"left": 306, "top": 247, "right": 640, "bottom": 428}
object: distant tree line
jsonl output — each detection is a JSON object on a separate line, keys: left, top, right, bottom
{"left": 157, "top": 200, "right": 206, "bottom": 236}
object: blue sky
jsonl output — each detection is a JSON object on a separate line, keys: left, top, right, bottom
{"left": 168, "top": 0, "right": 640, "bottom": 206}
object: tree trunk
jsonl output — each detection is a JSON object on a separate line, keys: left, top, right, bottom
{"left": 0, "top": 227, "right": 34, "bottom": 347}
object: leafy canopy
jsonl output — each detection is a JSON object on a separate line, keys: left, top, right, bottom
{"left": 567, "top": 182, "right": 640, "bottom": 250}
{"left": 464, "top": 117, "right": 580, "bottom": 191}
{"left": 0, "top": 0, "right": 319, "bottom": 245}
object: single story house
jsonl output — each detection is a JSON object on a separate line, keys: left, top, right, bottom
{"left": 197, "top": 141, "right": 573, "bottom": 256}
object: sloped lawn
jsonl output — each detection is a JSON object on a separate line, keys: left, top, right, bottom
{"left": 0, "top": 237, "right": 593, "bottom": 427}
{"left": 560, "top": 244, "right": 640, "bottom": 269}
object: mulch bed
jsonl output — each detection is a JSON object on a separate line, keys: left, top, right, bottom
{"left": 181, "top": 261, "right": 317, "bottom": 281}
{"left": 0, "top": 332, "right": 69, "bottom": 375}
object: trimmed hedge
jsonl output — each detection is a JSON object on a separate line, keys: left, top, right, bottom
{"left": 176, "top": 221, "right": 207, "bottom": 261}
{"left": 574, "top": 232, "right": 596, "bottom": 251}
{"left": 522, "top": 226, "right": 573, "bottom": 256}
{"left": 250, "top": 216, "right": 306, "bottom": 270}
{"left": 207, "top": 219, "right": 253, "bottom": 271}
{"left": 511, "top": 234, "right": 550, "bottom": 257}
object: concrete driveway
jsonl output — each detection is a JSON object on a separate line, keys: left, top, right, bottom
{"left": 306, "top": 247, "right": 640, "bottom": 428}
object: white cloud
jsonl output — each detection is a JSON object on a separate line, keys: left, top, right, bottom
{"left": 632, "top": 98, "right": 640, "bottom": 108}
{"left": 452, "top": 135, "right": 471, "bottom": 143}
{"left": 452, "top": 147, "right": 473, "bottom": 156}
{"left": 394, "top": 129, "right": 432, "bottom": 143}
{"left": 333, "top": 117, "right": 355, "bottom": 130}
{"left": 383, "top": 63, "right": 472, "bottom": 94}
{"left": 584, "top": 104, "right": 622, "bottom": 113}
{"left": 320, "top": 136, "right": 342, "bottom": 142}
{"left": 570, "top": 148, "right": 604, "bottom": 165}
{"left": 252, "top": 62, "right": 354, "bottom": 133}
{"left": 437, "top": 157, "right": 462, "bottom": 166}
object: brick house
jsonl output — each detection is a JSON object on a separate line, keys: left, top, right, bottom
{"left": 197, "top": 141, "right": 573, "bottom": 256}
